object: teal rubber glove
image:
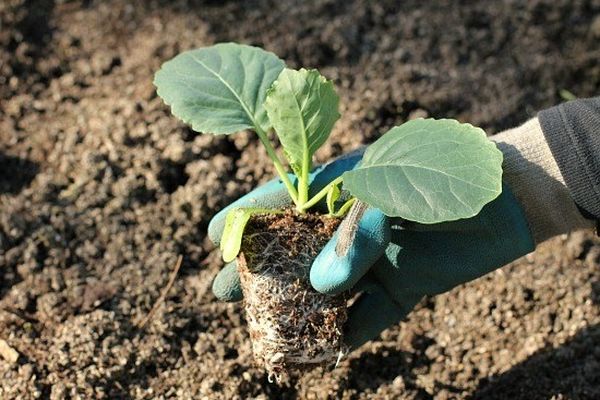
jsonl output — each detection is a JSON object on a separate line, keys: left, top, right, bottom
{"left": 209, "top": 154, "right": 536, "bottom": 349}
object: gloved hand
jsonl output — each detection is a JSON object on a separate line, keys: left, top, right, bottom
{"left": 208, "top": 153, "right": 536, "bottom": 349}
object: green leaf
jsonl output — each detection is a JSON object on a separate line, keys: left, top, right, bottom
{"left": 343, "top": 119, "right": 503, "bottom": 224}
{"left": 264, "top": 68, "right": 340, "bottom": 175}
{"left": 220, "top": 208, "right": 281, "bottom": 262}
{"left": 154, "top": 43, "right": 285, "bottom": 135}
{"left": 326, "top": 183, "right": 341, "bottom": 214}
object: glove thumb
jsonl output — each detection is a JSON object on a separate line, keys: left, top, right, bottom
{"left": 310, "top": 208, "right": 390, "bottom": 294}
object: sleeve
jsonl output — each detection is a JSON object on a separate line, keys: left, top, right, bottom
{"left": 538, "top": 97, "right": 600, "bottom": 221}
{"left": 491, "top": 118, "right": 595, "bottom": 244}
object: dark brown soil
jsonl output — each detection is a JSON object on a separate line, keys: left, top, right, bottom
{"left": 0, "top": 0, "right": 599, "bottom": 399}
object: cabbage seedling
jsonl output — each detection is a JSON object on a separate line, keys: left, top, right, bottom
{"left": 154, "top": 42, "right": 503, "bottom": 379}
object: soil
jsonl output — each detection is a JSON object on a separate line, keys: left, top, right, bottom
{"left": 242, "top": 211, "right": 340, "bottom": 269}
{"left": 238, "top": 212, "right": 345, "bottom": 382}
{"left": 0, "top": 0, "right": 599, "bottom": 399}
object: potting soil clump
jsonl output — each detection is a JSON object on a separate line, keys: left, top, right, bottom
{"left": 237, "top": 210, "right": 347, "bottom": 382}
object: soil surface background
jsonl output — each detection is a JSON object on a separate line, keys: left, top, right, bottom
{"left": 1, "top": 1, "right": 599, "bottom": 399}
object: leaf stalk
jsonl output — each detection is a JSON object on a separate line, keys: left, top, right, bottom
{"left": 298, "top": 176, "right": 343, "bottom": 212}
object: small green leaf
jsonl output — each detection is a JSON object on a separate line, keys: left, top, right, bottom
{"left": 343, "top": 119, "right": 503, "bottom": 223}
{"left": 264, "top": 68, "right": 340, "bottom": 175}
{"left": 220, "top": 208, "right": 281, "bottom": 262}
{"left": 326, "top": 183, "right": 341, "bottom": 214}
{"left": 154, "top": 43, "right": 285, "bottom": 134}
{"left": 559, "top": 89, "right": 576, "bottom": 101}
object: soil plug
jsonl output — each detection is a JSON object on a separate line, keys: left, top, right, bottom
{"left": 237, "top": 212, "right": 347, "bottom": 381}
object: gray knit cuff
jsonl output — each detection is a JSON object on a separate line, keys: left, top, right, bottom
{"left": 538, "top": 98, "right": 600, "bottom": 220}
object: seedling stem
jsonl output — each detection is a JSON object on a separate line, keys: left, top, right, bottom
{"left": 255, "top": 125, "right": 299, "bottom": 205}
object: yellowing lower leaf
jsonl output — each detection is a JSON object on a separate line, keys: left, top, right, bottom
{"left": 220, "top": 208, "right": 282, "bottom": 262}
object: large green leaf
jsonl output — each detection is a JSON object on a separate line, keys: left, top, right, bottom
{"left": 264, "top": 68, "right": 340, "bottom": 174}
{"left": 154, "top": 43, "right": 285, "bottom": 134}
{"left": 343, "top": 119, "right": 503, "bottom": 223}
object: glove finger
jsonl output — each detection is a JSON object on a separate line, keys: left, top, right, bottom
{"left": 344, "top": 279, "right": 420, "bottom": 350}
{"left": 211, "top": 261, "right": 243, "bottom": 302}
{"left": 310, "top": 208, "right": 390, "bottom": 294}
{"left": 207, "top": 177, "right": 293, "bottom": 246}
